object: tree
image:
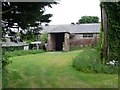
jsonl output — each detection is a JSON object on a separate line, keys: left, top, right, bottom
{"left": 40, "top": 32, "right": 48, "bottom": 43}
{"left": 1, "top": 1, "right": 58, "bottom": 69}
{"left": 78, "top": 16, "right": 99, "bottom": 24}
{"left": 2, "top": 2, "right": 58, "bottom": 36}
{"left": 100, "top": 2, "right": 120, "bottom": 62}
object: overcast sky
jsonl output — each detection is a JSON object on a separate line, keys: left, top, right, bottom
{"left": 45, "top": 0, "right": 101, "bottom": 25}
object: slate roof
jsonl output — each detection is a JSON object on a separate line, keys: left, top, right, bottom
{"left": 41, "top": 23, "right": 100, "bottom": 34}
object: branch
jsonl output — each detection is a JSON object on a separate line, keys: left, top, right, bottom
{"left": 0, "top": 8, "right": 14, "bottom": 14}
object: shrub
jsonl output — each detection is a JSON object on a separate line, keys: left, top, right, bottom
{"left": 72, "top": 47, "right": 118, "bottom": 74}
{"left": 97, "top": 23, "right": 103, "bottom": 51}
{"left": 2, "top": 46, "right": 24, "bottom": 52}
{"left": 40, "top": 32, "right": 48, "bottom": 43}
{"left": 2, "top": 51, "right": 12, "bottom": 69}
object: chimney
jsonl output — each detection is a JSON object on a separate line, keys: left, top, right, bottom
{"left": 76, "top": 22, "right": 80, "bottom": 25}
{"left": 71, "top": 22, "right": 75, "bottom": 25}
{"left": 45, "top": 24, "right": 49, "bottom": 26}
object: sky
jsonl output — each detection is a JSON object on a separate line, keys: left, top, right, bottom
{"left": 45, "top": 0, "right": 101, "bottom": 25}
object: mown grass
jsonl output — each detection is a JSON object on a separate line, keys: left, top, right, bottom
{"left": 3, "top": 49, "right": 118, "bottom": 88}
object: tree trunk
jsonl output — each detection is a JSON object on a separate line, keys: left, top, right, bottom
{"left": 101, "top": 3, "right": 108, "bottom": 62}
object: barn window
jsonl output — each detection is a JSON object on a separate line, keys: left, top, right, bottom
{"left": 83, "top": 34, "right": 93, "bottom": 38}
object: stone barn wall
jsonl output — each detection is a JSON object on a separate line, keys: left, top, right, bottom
{"left": 64, "top": 33, "right": 70, "bottom": 51}
{"left": 47, "top": 34, "right": 56, "bottom": 51}
{"left": 70, "top": 33, "right": 99, "bottom": 47}
{"left": 47, "top": 33, "right": 99, "bottom": 51}
{"left": 47, "top": 33, "right": 70, "bottom": 51}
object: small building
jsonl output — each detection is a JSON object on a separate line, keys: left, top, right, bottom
{"left": 2, "top": 41, "right": 29, "bottom": 51}
{"left": 40, "top": 23, "right": 100, "bottom": 51}
{"left": 2, "top": 35, "right": 29, "bottom": 51}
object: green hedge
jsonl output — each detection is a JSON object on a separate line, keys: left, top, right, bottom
{"left": 2, "top": 46, "right": 24, "bottom": 52}
{"left": 72, "top": 47, "right": 118, "bottom": 74}
{"left": 4, "top": 50, "right": 44, "bottom": 58}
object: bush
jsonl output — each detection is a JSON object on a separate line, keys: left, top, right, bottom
{"left": 97, "top": 23, "right": 103, "bottom": 51}
{"left": 2, "top": 46, "right": 24, "bottom": 52}
{"left": 2, "top": 51, "right": 12, "bottom": 69}
{"left": 4, "top": 50, "right": 44, "bottom": 58}
{"left": 72, "top": 47, "right": 118, "bottom": 74}
{"left": 40, "top": 32, "right": 48, "bottom": 43}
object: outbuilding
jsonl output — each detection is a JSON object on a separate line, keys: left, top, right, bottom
{"left": 41, "top": 23, "right": 100, "bottom": 51}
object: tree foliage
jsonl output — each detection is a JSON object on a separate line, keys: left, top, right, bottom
{"left": 101, "top": 2, "right": 120, "bottom": 62}
{"left": 78, "top": 16, "right": 99, "bottom": 24}
{"left": 40, "top": 32, "right": 48, "bottom": 43}
{"left": 2, "top": 2, "right": 57, "bottom": 29}
{"left": 1, "top": 1, "right": 58, "bottom": 68}
{"left": 97, "top": 23, "right": 103, "bottom": 51}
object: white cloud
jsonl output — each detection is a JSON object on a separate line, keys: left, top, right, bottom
{"left": 45, "top": 0, "right": 101, "bottom": 25}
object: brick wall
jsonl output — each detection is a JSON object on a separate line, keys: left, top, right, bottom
{"left": 70, "top": 33, "right": 99, "bottom": 47}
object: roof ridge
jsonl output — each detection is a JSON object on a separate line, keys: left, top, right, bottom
{"left": 44, "top": 23, "right": 100, "bottom": 26}
{"left": 41, "top": 23, "right": 100, "bottom": 33}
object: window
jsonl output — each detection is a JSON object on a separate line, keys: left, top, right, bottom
{"left": 83, "top": 34, "right": 93, "bottom": 38}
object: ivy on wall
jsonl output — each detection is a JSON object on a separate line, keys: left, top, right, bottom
{"left": 102, "top": 2, "right": 120, "bottom": 61}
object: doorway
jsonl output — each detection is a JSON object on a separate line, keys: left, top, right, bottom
{"left": 55, "top": 33, "right": 64, "bottom": 51}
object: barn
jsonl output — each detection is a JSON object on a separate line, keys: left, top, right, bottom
{"left": 40, "top": 23, "right": 100, "bottom": 51}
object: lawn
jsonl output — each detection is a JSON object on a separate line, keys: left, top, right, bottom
{"left": 3, "top": 49, "right": 118, "bottom": 88}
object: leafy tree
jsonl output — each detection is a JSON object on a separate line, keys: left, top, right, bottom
{"left": 40, "top": 32, "right": 48, "bottom": 43}
{"left": 1, "top": 1, "right": 58, "bottom": 68}
{"left": 101, "top": 2, "right": 120, "bottom": 62}
{"left": 78, "top": 16, "right": 99, "bottom": 24}
{"left": 2, "top": 2, "right": 58, "bottom": 36}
